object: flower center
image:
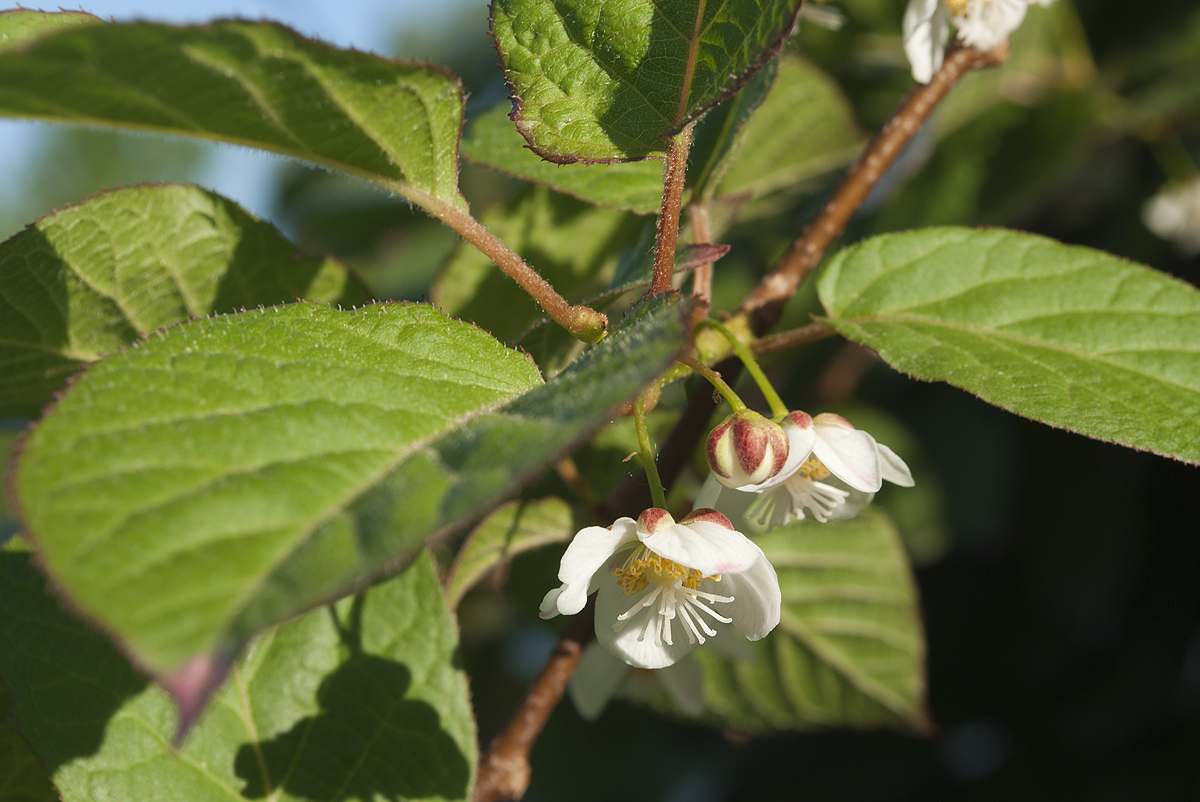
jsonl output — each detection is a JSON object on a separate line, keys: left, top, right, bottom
{"left": 611, "top": 547, "right": 717, "bottom": 595}
{"left": 945, "top": 0, "right": 977, "bottom": 16}
{"left": 798, "top": 455, "right": 832, "bottom": 481}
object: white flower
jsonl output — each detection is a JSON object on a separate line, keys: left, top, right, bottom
{"left": 697, "top": 412, "right": 914, "bottom": 527}
{"left": 903, "top": 0, "right": 1054, "bottom": 83}
{"left": 1143, "top": 177, "right": 1200, "bottom": 256}
{"left": 540, "top": 508, "right": 781, "bottom": 669}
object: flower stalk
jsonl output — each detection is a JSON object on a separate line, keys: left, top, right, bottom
{"left": 695, "top": 319, "right": 789, "bottom": 420}
{"left": 676, "top": 354, "right": 746, "bottom": 413}
{"left": 634, "top": 394, "right": 668, "bottom": 510}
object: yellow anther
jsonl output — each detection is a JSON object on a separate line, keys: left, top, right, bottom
{"left": 611, "top": 547, "right": 717, "bottom": 595}
{"left": 798, "top": 455, "right": 832, "bottom": 481}
{"left": 946, "top": 0, "right": 972, "bottom": 16}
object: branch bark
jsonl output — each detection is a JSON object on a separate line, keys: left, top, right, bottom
{"left": 472, "top": 600, "right": 596, "bottom": 802}
{"left": 651, "top": 125, "right": 695, "bottom": 294}
{"left": 736, "top": 41, "right": 1011, "bottom": 334}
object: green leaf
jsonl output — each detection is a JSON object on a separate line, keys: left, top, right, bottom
{"left": 0, "top": 9, "right": 96, "bottom": 53}
{"left": 0, "top": 183, "right": 372, "bottom": 418}
{"left": 490, "top": 0, "right": 804, "bottom": 162}
{"left": 446, "top": 496, "right": 574, "bottom": 608}
{"left": 461, "top": 103, "right": 664, "bottom": 213}
{"left": 433, "top": 186, "right": 639, "bottom": 344}
{"left": 692, "top": 509, "right": 928, "bottom": 732}
{"left": 0, "top": 549, "right": 476, "bottom": 802}
{"left": 819, "top": 228, "right": 1200, "bottom": 464}
{"left": 687, "top": 55, "right": 777, "bottom": 199}
{"left": 0, "top": 14, "right": 467, "bottom": 210}
{"left": 715, "top": 54, "right": 861, "bottom": 202}
{"left": 13, "top": 296, "right": 684, "bottom": 681}
{"left": 0, "top": 689, "right": 58, "bottom": 802}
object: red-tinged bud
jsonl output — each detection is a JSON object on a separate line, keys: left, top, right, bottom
{"left": 679, "top": 508, "right": 735, "bottom": 531}
{"left": 784, "top": 410, "right": 814, "bottom": 430}
{"left": 705, "top": 410, "right": 789, "bottom": 489}
{"left": 636, "top": 508, "right": 676, "bottom": 534}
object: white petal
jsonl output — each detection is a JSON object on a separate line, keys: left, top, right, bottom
{"left": 595, "top": 580, "right": 697, "bottom": 669}
{"left": 657, "top": 656, "right": 705, "bottom": 716}
{"left": 641, "top": 520, "right": 761, "bottom": 576}
{"left": 554, "top": 518, "right": 639, "bottom": 615}
{"left": 823, "top": 485, "right": 875, "bottom": 521}
{"left": 538, "top": 587, "right": 563, "bottom": 620}
{"left": 812, "top": 415, "right": 883, "bottom": 493}
{"left": 567, "top": 643, "right": 628, "bottom": 720}
{"left": 877, "top": 443, "right": 915, "bottom": 487}
{"left": 903, "top": 0, "right": 949, "bottom": 83}
{"left": 955, "top": 0, "right": 1027, "bottom": 51}
{"left": 720, "top": 554, "right": 781, "bottom": 641}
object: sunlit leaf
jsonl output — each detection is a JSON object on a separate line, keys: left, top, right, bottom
{"left": 13, "top": 296, "right": 684, "bottom": 682}
{"left": 0, "top": 184, "right": 371, "bottom": 418}
{"left": 0, "top": 13, "right": 467, "bottom": 210}
{"left": 819, "top": 228, "right": 1200, "bottom": 464}
{"left": 490, "top": 0, "right": 803, "bottom": 162}
{"left": 0, "top": 550, "right": 476, "bottom": 802}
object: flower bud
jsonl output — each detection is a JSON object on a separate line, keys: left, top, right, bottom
{"left": 705, "top": 410, "right": 789, "bottom": 489}
{"left": 636, "top": 507, "right": 675, "bottom": 534}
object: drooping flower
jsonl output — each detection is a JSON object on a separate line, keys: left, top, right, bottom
{"left": 698, "top": 412, "right": 914, "bottom": 528}
{"left": 1143, "top": 177, "right": 1200, "bottom": 256}
{"left": 540, "top": 508, "right": 781, "bottom": 669}
{"left": 903, "top": 0, "right": 1055, "bottom": 83}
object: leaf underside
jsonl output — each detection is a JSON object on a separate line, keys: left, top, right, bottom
{"left": 818, "top": 228, "right": 1200, "bottom": 465}
{"left": 0, "top": 549, "right": 477, "bottom": 802}
{"left": 13, "top": 296, "right": 685, "bottom": 679}
{"left": 0, "top": 13, "right": 467, "bottom": 209}
{"left": 0, "top": 183, "right": 372, "bottom": 418}
{"left": 490, "top": 0, "right": 804, "bottom": 162}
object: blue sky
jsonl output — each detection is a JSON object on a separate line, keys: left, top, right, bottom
{"left": 0, "top": 0, "right": 474, "bottom": 227}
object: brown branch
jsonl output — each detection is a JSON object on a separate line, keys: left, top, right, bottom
{"left": 426, "top": 198, "right": 607, "bottom": 343}
{"left": 736, "top": 41, "right": 1011, "bottom": 334}
{"left": 472, "top": 599, "right": 596, "bottom": 802}
{"left": 752, "top": 320, "right": 837, "bottom": 356}
{"left": 651, "top": 125, "right": 694, "bottom": 295}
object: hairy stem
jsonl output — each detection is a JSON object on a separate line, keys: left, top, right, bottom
{"left": 736, "top": 41, "right": 1011, "bottom": 332}
{"left": 426, "top": 198, "right": 607, "bottom": 343}
{"left": 651, "top": 124, "right": 695, "bottom": 295}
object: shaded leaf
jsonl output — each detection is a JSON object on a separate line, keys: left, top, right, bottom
{"left": 689, "top": 509, "right": 927, "bottom": 732}
{"left": 0, "top": 690, "right": 58, "bottom": 802}
{"left": 688, "top": 55, "right": 778, "bottom": 199}
{"left": 0, "top": 549, "right": 476, "bottom": 802}
{"left": 819, "top": 228, "right": 1200, "bottom": 464}
{"left": 490, "top": 0, "right": 803, "bottom": 162}
{"left": 446, "top": 496, "right": 575, "bottom": 608}
{"left": 0, "top": 14, "right": 467, "bottom": 210}
{"left": 461, "top": 102, "right": 664, "bottom": 213}
{"left": 716, "top": 54, "right": 862, "bottom": 202}
{"left": 0, "top": 183, "right": 372, "bottom": 418}
{"left": 13, "top": 296, "right": 684, "bottom": 680}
